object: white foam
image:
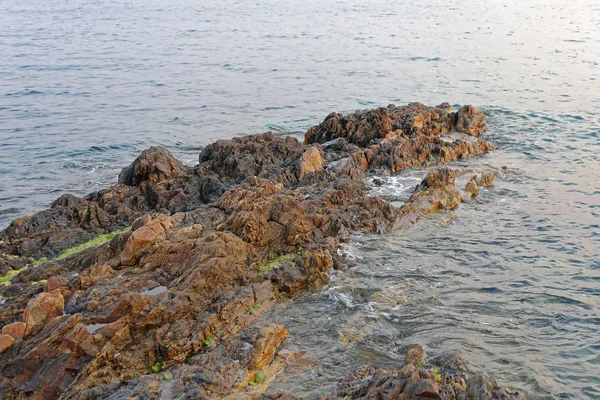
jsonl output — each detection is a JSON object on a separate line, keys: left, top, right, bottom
{"left": 368, "top": 176, "right": 421, "bottom": 200}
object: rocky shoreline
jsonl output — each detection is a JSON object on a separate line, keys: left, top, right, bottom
{"left": 0, "top": 103, "right": 522, "bottom": 399}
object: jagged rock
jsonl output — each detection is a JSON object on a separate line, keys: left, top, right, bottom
{"left": 478, "top": 171, "right": 495, "bottom": 187}
{"left": 465, "top": 179, "right": 480, "bottom": 197}
{"left": 333, "top": 346, "right": 523, "bottom": 400}
{"left": 23, "top": 290, "right": 65, "bottom": 338}
{"left": 455, "top": 105, "right": 487, "bottom": 136}
{"left": 297, "top": 146, "right": 324, "bottom": 180}
{"left": 394, "top": 168, "right": 462, "bottom": 228}
{"left": 79, "top": 264, "right": 116, "bottom": 288}
{"left": 118, "top": 146, "right": 186, "bottom": 186}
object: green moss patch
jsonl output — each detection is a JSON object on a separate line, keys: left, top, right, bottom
{"left": 256, "top": 253, "right": 298, "bottom": 276}
{"left": 56, "top": 227, "right": 131, "bottom": 261}
{"left": 0, "top": 268, "right": 24, "bottom": 286}
{"left": 0, "top": 227, "right": 130, "bottom": 287}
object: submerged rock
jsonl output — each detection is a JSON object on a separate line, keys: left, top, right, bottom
{"left": 0, "top": 103, "right": 513, "bottom": 399}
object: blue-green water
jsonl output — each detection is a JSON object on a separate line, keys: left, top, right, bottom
{"left": 1, "top": 0, "right": 599, "bottom": 398}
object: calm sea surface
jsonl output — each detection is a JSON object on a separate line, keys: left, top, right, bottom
{"left": 1, "top": 0, "right": 599, "bottom": 398}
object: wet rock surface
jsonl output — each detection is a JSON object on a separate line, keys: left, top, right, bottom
{"left": 0, "top": 104, "right": 520, "bottom": 399}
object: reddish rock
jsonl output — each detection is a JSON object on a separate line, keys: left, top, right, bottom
{"left": 1, "top": 322, "right": 26, "bottom": 340}
{"left": 394, "top": 168, "right": 462, "bottom": 228}
{"left": 45, "top": 275, "right": 69, "bottom": 292}
{"left": 0, "top": 334, "right": 14, "bottom": 354}
{"left": 406, "top": 379, "right": 441, "bottom": 399}
{"left": 119, "top": 217, "right": 171, "bottom": 266}
{"left": 23, "top": 290, "right": 65, "bottom": 338}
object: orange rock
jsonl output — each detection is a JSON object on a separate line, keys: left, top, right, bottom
{"left": 477, "top": 171, "right": 495, "bottom": 187}
{"left": 23, "top": 290, "right": 65, "bottom": 338}
{"left": 298, "top": 147, "right": 324, "bottom": 180}
{"left": 119, "top": 218, "right": 170, "bottom": 266}
{"left": 247, "top": 324, "right": 289, "bottom": 380}
{"left": 455, "top": 105, "right": 486, "bottom": 136}
{"left": 0, "top": 334, "right": 14, "bottom": 354}
{"left": 2, "top": 321, "right": 26, "bottom": 339}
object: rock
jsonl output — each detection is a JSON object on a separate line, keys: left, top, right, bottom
{"left": 198, "top": 133, "right": 303, "bottom": 183}
{"left": 246, "top": 324, "right": 289, "bottom": 381}
{"left": 493, "top": 386, "right": 524, "bottom": 399}
{"left": 1, "top": 322, "right": 26, "bottom": 340}
{"left": 297, "top": 146, "right": 324, "bottom": 180}
{"left": 305, "top": 103, "right": 455, "bottom": 146}
{"left": 331, "top": 346, "right": 523, "bottom": 400}
{"left": 405, "top": 344, "right": 426, "bottom": 365}
{"left": 424, "top": 167, "right": 457, "bottom": 188}
{"left": 118, "top": 146, "right": 185, "bottom": 186}
{"left": 79, "top": 264, "right": 116, "bottom": 288}
{"left": 405, "top": 379, "right": 441, "bottom": 399}
{"left": 119, "top": 216, "right": 171, "bottom": 266}
{"left": 23, "top": 291, "right": 65, "bottom": 338}
{"left": 45, "top": 275, "right": 69, "bottom": 292}
{"left": 467, "top": 374, "right": 498, "bottom": 400}
{"left": 455, "top": 105, "right": 487, "bottom": 136}
{"left": 477, "top": 170, "right": 495, "bottom": 187}
{"left": 0, "top": 334, "right": 14, "bottom": 354}
{"left": 465, "top": 179, "right": 479, "bottom": 197}
{"left": 394, "top": 168, "right": 462, "bottom": 228}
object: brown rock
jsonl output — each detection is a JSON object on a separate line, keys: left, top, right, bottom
{"left": 424, "top": 167, "right": 457, "bottom": 188}
{"left": 23, "top": 290, "right": 65, "bottom": 337}
{"left": 80, "top": 264, "right": 116, "bottom": 288}
{"left": 45, "top": 275, "right": 69, "bottom": 292}
{"left": 477, "top": 171, "right": 495, "bottom": 187}
{"left": 455, "top": 105, "right": 486, "bottom": 136}
{"left": 0, "top": 103, "right": 507, "bottom": 400}
{"left": 2, "top": 321, "right": 26, "bottom": 339}
{"left": 119, "top": 217, "right": 170, "bottom": 266}
{"left": 298, "top": 147, "right": 324, "bottom": 180}
{"left": 247, "top": 324, "right": 289, "bottom": 380}
{"left": 406, "top": 379, "right": 441, "bottom": 399}
{"left": 118, "top": 146, "right": 185, "bottom": 186}
{"left": 0, "top": 334, "right": 14, "bottom": 354}
{"left": 405, "top": 344, "right": 426, "bottom": 366}
{"left": 86, "top": 300, "right": 99, "bottom": 312}
{"left": 465, "top": 180, "right": 479, "bottom": 197}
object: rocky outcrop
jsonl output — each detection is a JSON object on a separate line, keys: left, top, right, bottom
{"left": 118, "top": 146, "right": 186, "bottom": 186}
{"left": 331, "top": 346, "right": 522, "bottom": 400}
{"left": 0, "top": 103, "right": 518, "bottom": 399}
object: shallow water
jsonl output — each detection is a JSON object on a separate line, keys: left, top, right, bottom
{"left": 263, "top": 112, "right": 600, "bottom": 399}
{"left": 1, "top": 0, "right": 599, "bottom": 398}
